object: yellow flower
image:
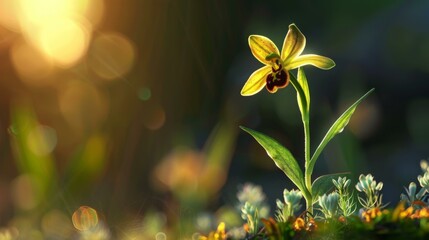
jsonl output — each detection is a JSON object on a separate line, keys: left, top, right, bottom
{"left": 199, "top": 222, "right": 226, "bottom": 240}
{"left": 292, "top": 217, "right": 305, "bottom": 231}
{"left": 361, "top": 208, "right": 383, "bottom": 223}
{"left": 241, "top": 23, "right": 335, "bottom": 96}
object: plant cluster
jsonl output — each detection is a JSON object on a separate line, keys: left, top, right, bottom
{"left": 200, "top": 23, "right": 429, "bottom": 240}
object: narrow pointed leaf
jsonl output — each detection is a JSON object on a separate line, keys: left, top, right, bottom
{"left": 240, "top": 126, "right": 306, "bottom": 192}
{"left": 308, "top": 89, "right": 374, "bottom": 177}
{"left": 296, "top": 68, "right": 310, "bottom": 118}
{"left": 312, "top": 172, "right": 349, "bottom": 200}
{"left": 289, "top": 73, "right": 308, "bottom": 119}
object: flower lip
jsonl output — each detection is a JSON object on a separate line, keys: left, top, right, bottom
{"left": 266, "top": 68, "right": 289, "bottom": 93}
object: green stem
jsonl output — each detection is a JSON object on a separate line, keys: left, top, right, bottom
{"left": 289, "top": 72, "right": 313, "bottom": 214}
{"left": 305, "top": 196, "right": 313, "bottom": 218}
{"left": 304, "top": 118, "right": 311, "bottom": 190}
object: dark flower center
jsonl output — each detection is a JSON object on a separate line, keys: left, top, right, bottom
{"left": 266, "top": 60, "right": 289, "bottom": 93}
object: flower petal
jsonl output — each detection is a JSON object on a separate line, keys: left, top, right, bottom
{"left": 248, "top": 35, "right": 280, "bottom": 65}
{"left": 282, "top": 24, "right": 306, "bottom": 62}
{"left": 285, "top": 54, "right": 335, "bottom": 70}
{"left": 241, "top": 66, "right": 271, "bottom": 96}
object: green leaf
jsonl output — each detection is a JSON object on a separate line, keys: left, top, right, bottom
{"left": 289, "top": 72, "right": 308, "bottom": 120}
{"left": 308, "top": 88, "right": 374, "bottom": 177}
{"left": 240, "top": 126, "right": 306, "bottom": 193}
{"left": 312, "top": 172, "right": 349, "bottom": 200}
{"left": 296, "top": 68, "right": 310, "bottom": 118}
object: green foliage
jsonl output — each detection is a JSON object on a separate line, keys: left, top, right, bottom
{"left": 333, "top": 176, "right": 357, "bottom": 217}
{"left": 312, "top": 173, "right": 348, "bottom": 201}
{"left": 356, "top": 174, "right": 385, "bottom": 210}
{"left": 318, "top": 192, "right": 340, "bottom": 219}
{"left": 241, "top": 73, "right": 373, "bottom": 213}
{"left": 240, "top": 127, "right": 308, "bottom": 198}
{"left": 275, "top": 189, "right": 303, "bottom": 222}
{"left": 308, "top": 88, "right": 375, "bottom": 179}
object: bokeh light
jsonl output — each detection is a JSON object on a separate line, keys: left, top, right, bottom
{"left": 138, "top": 87, "right": 152, "bottom": 101}
{"left": 41, "top": 210, "right": 73, "bottom": 239}
{"left": 0, "top": 227, "right": 19, "bottom": 240}
{"left": 59, "top": 79, "right": 109, "bottom": 132}
{"left": 11, "top": 175, "right": 40, "bottom": 210}
{"left": 154, "top": 149, "right": 204, "bottom": 193}
{"left": 155, "top": 232, "right": 167, "bottom": 240}
{"left": 26, "top": 125, "right": 57, "bottom": 156}
{"left": 10, "top": 40, "right": 54, "bottom": 85}
{"left": 0, "top": 0, "right": 20, "bottom": 32}
{"left": 89, "top": 33, "right": 136, "bottom": 80}
{"left": 72, "top": 206, "right": 99, "bottom": 231}
{"left": 37, "top": 18, "right": 91, "bottom": 67}
{"left": 2, "top": 0, "right": 106, "bottom": 70}
{"left": 142, "top": 103, "right": 166, "bottom": 130}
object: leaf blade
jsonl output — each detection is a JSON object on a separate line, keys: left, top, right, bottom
{"left": 308, "top": 89, "right": 374, "bottom": 177}
{"left": 240, "top": 126, "right": 306, "bottom": 193}
{"left": 296, "top": 67, "right": 310, "bottom": 118}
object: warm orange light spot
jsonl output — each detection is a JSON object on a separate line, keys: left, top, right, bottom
{"left": 18, "top": 0, "right": 76, "bottom": 27}
{"left": 1, "top": 0, "right": 108, "bottom": 70}
{"left": 82, "top": 0, "right": 105, "bottom": 27}
{"left": 11, "top": 174, "right": 40, "bottom": 210}
{"left": 0, "top": 0, "right": 21, "bottom": 32}
{"left": 89, "top": 33, "right": 136, "bottom": 80}
{"left": 10, "top": 40, "right": 54, "bottom": 85}
{"left": 72, "top": 206, "right": 98, "bottom": 231}
{"left": 142, "top": 104, "right": 166, "bottom": 130}
{"left": 41, "top": 210, "right": 73, "bottom": 238}
{"left": 153, "top": 149, "right": 204, "bottom": 192}
{"left": 59, "top": 79, "right": 109, "bottom": 132}
{"left": 38, "top": 18, "right": 91, "bottom": 67}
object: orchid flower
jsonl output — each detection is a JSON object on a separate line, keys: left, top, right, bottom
{"left": 241, "top": 23, "right": 335, "bottom": 96}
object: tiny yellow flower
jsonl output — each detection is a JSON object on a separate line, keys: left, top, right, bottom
{"left": 292, "top": 217, "right": 305, "bottom": 231}
{"left": 199, "top": 222, "right": 226, "bottom": 240}
{"left": 412, "top": 207, "right": 429, "bottom": 219}
{"left": 361, "top": 208, "right": 383, "bottom": 223}
{"left": 399, "top": 206, "right": 414, "bottom": 219}
{"left": 241, "top": 23, "right": 335, "bottom": 96}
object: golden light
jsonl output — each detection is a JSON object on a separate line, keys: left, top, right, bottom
{"left": 153, "top": 149, "right": 204, "bottom": 192}
{"left": 10, "top": 40, "right": 54, "bottom": 85}
{"left": 59, "top": 79, "right": 109, "bottom": 132}
{"left": 41, "top": 210, "right": 73, "bottom": 238}
{"left": 0, "top": 0, "right": 20, "bottom": 32}
{"left": 82, "top": 0, "right": 105, "bottom": 27}
{"left": 72, "top": 206, "right": 99, "bottom": 231}
{"left": 11, "top": 174, "right": 40, "bottom": 210}
{"left": 37, "top": 18, "right": 91, "bottom": 67}
{"left": 89, "top": 33, "right": 136, "bottom": 80}
{"left": 0, "top": 0, "right": 107, "bottom": 70}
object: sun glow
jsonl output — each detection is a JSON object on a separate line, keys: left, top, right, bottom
{"left": 2, "top": 0, "right": 105, "bottom": 71}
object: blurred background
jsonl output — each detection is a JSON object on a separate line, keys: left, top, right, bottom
{"left": 0, "top": 0, "right": 428, "bottom": 238}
